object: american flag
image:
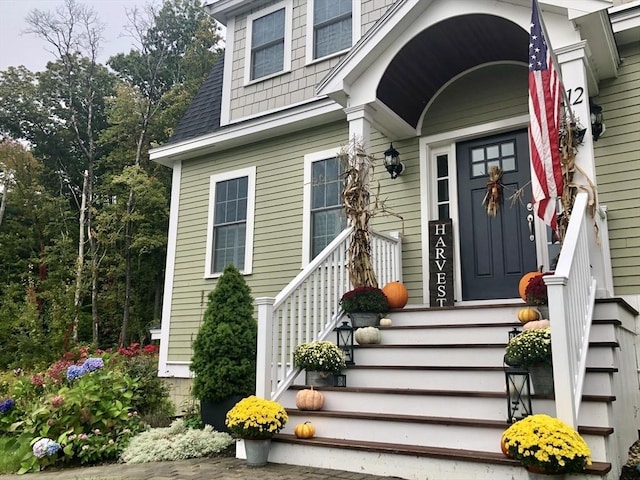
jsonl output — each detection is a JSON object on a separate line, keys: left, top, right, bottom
{"left": 528, "top": 0, "right": 563, "bottom": 231}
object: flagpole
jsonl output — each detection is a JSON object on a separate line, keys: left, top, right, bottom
{"left": 533, "top": 0, "right": 574, "bottom": 122}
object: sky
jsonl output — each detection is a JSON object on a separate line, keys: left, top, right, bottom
{"left": 0, "top": 0, "right": 152, "bottom": 72}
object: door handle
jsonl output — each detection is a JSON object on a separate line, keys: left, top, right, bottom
{"left": 527, "top": 214, "right": 535, "bottom": 241}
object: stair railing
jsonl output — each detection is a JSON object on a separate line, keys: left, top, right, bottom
{"left": 545, "top": 192, "right": 597, "bottom": 428}
{"left": 256, "top": 228, "right": 402, "bottom": 400}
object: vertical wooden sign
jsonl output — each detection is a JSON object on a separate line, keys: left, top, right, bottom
{"left": 429, "top": 219, "right": 454, "bottom": 307}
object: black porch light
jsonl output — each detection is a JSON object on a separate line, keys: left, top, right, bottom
{"left": 505, "top": 366, "right": 532, "bottom": 423}
{"left": 335, "top": 321, "right": 355, "bottom": 366}
{"left": 508, "top": 327, "right": 521, "bottom": 341}
{"left": 590, "top": 99, "right": 605, "bottom": 141}
{"left": 383, "top": 143, "right": 404, "bottom": 179}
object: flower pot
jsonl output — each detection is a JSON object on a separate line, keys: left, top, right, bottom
{"left": 348, "top": 312, "right": 379, "bottom": 328}
{"left": 305, "top": 370, "right": 335, "bottom": 387}
{"left": 529, "top": 364, "right": 554, "bottom": 396}
{"left": 526, "top": 464, "right": 565, "bottom": 478}
{"left": 200, "top": 395, "right": 243, "bottom": 433}
{"left": 244, "top": 438, "right": 271, "bottom": 466}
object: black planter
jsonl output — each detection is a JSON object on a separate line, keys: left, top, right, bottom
{"left": 200, "top": 396, "right": 244, "bottom": 433}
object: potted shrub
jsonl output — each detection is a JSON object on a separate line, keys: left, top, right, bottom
{"left": 225, "top": 395, "right": 288, "bottom": 466}
{"left": 293, "top": 341, "right": 346, "bottom": 386}
{"left": 190, "top": 264, "right": 257, "bottom": 432}
{"left": 504, "top": 327, "right": 553, "bottom": 395}
{"left": 339, "top": 286, "right": 389, "bottom": 327}
{"left": 501, "top": 414, "right": 591, "bottom": 474}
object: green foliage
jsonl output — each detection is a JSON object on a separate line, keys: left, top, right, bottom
{"left": 120, "top": 419, "right": 233, "bottom": 463}
{"left": 190, "top": 264, "right": 257, "bottom": 403}
{"left": 340, "top": 286, "right": 389, "bottom": 313}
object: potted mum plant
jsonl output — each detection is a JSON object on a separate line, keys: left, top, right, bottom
{"left": 226, "top": 395, "right": 288, "bottom": 466}
{"left": 293, "top": 341, "right": 346, "bottom": 387}
{"left": 190, "top": 264, "right": 257, "bottom": 432}
{"left": 501, "top": 414, "right": 592, "bottom": 474}
{"left": 339, "top": 286, "right": 389, "bottom": 327}
{"left": 504, "top": 327, "right": 553, "bottom": 395}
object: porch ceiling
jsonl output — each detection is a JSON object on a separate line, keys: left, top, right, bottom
{"left": 376, "top": 14, "right": 530, "bottom": 129}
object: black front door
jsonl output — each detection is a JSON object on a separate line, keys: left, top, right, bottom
{"left": 456, "top": 129, "right": 537, "bottom": 300}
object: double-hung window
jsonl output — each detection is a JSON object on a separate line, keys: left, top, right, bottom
{"left": 246, "top": 2, "right": 292, "bottom": 82}
{"left": 205, "top": 167, "right": 256, "bottom": 277}
{"left": 303, "top": 149, "right": 347, "bottom": 264}
{"left": 312, "top": 0, "right": 352, "bottom": 59}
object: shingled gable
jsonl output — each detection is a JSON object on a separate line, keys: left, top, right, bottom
{"left": 166, "top": 54, "right": 224, "bottom": 145}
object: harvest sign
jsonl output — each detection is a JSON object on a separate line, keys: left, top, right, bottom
{"left": 429, "top": 219, "right": 454, "bottom": 307}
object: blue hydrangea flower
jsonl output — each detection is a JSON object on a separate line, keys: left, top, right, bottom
{"left": 32, "top": 438, "right": 60, "bottom": 458}
{"left": 0, "top": 398, "right": 15, "bottom": 414}
{"left": 66, "top": 365, "right": 85, "bottom": 381}
{"left": 82, "top": 357, "right": 104, "bottom": 372}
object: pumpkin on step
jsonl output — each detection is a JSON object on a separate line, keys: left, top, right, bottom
{"left": 517, "top": 307, "right": 540, "bottom": 323}
{"left": 295, "top": 387, "right": 324, "bottom": 410}
{"left": 523, "top": 319, "right": 550, "bottom": 330}
{"left": 294, "top": 421, "right": 315, "bottom": 439}
{"left": 379, "top": 317, "right": 392, "bottom": 327}
{"left": 382, "top": 281, "right": 408, "bottom": 309}
{"left": 354, "top": 326, "right": 381, "bottom": 344}
{"left": 518, "top": 271, "right": 543, "bottom": 302}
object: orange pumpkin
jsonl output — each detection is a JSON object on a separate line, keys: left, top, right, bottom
{"left": 517, "top": 307, "right": 540, "bottom": 323}
{"left": 295, "top": 387, "right": 324, "bottom": 411}
{"left": 500, "top": 433, "right": 512, "bottom": 458}
{"left": 518, "top": 271, "right": 543, "bottom": 301}
{"left": 294, "top": 421, "right": 315, "bottom": 439}
{"left": 382, "top": 281, "right": 408, "bottom": 309}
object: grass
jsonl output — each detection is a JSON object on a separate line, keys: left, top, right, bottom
{"left": 0, "top": 436, "right": 30, "bottom": 474}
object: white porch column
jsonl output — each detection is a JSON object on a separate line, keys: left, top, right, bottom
{"left": 345, "top": 104, "right": 375, "bottom": 151}
{"left": 255, "top": 297, "right": 275, "bottom": 399}
{"left": 556, "top": 41, "right": 611, "bottom": 297}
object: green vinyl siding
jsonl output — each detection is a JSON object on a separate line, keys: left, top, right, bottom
{"left": 595, "top": 42, "right": 640, "bottom": 295}
{"left": 421, "top": 64, "right": 528, "bottom": 136}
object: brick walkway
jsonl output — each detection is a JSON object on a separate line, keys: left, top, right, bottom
{"left": 0, "top": 456, "right": 394, "bottom": 480}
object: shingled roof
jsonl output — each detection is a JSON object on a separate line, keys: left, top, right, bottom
{"left": 167, "top": 54, "right": 224, "bottom": 145}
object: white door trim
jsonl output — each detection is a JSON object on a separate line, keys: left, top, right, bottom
{"left": 419, "top": 114, "right": 549, "bottom": 305}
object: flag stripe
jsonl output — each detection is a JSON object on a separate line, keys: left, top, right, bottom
{"left": 528, "top": 0, "right": 563, "bottom": 231}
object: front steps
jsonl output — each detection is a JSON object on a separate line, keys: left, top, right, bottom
{"left": 267, "top": 301, "right": 635, "bottom": 480}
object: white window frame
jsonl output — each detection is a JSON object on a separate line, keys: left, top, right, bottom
{"left": 244, "top": 1, "right": 293, "bottom": 85}
{"left": 305, "top": 0, "right": 360, "bottom": 64}
{"left": 302, "top": 147, "right": 343, "bottom": 266}
{"left": 204, "top": 166, "right": 257, "bottom": 278}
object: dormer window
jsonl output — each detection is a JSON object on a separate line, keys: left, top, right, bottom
{"left": 312, "top": 0, "right": 352, "bottom": 59}
{"left": 245, "top": 1, "right": 292, "bottom": 83}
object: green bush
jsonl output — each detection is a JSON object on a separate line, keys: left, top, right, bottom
{"left": 190, "top": 264, "right": 257, "bottom": 403}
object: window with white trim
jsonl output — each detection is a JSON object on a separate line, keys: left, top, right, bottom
{"left": 302, "top": 149, "right": 346, "bottom": 264}
{"left": 310, "top": 0, "right": 352, "bottom": 60}
{"left": 245, "top": 2, "right": 292, "bottom": 82}
{"left": 205, "top": 167, "right": 256, "bottom": 277}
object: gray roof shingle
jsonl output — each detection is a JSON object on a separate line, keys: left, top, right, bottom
{"left": 167, "top": 54, "right": 224, "bottom": 145}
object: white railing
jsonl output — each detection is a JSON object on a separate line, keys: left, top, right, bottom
{"left": 545, "top": 192, "right": 597, "bottom": 428}
{"left": 256, "top": 228, "right": 402, "bottom": 400}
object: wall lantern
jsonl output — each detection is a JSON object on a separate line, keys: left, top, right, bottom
{"left": 335, "top": 321, "right": 355, "bottom": 366}
{"left": 590, "top": 99, "right": 605, "bottom": 141}
{"left": 508, "top": 327, "right": 521, "bottom": 341}
{"left": 505, "top": 366, "right": 532, "bottom": 423}
{"left": 383, "top": 143, "right": 404, "bottom": 179}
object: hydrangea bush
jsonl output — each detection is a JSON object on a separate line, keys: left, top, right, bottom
{"left": 293, "top": 341, "right": 346, "bottom": 373}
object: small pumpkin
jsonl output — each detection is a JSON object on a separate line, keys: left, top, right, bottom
{"left": 518, "top": 271, "right": 543, "bottom": 301}
{"left": 382, "top": 281, "right": 408, "bottom": 309}
{"left": 517, "top": 307, "right": 540, "bottom": 323}
{"left": 500, "top": 432, "right": 512, "bottom": 458}
{"left": 354, "top": 326, "right": 381, "bottom": 344}
{"left": 523, "top": 319, "right": 550, "bottom": 330}
{"left": 379, "top": 317, "right": 393, "bottom": 327}
{"left": 295, "top": 387, "right": 324, "bottom": 410}
{"left": 294, "top": 421, "right": 315, "bottom": 439}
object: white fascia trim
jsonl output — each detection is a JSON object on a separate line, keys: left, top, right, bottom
{"left": 243, "top": 0, "right": 293, "bottom": 85}
{"left": 158, "top": 160, "right": 182, "bottom": 377}
{"left": 220, "top": 17, "right": 235, "bottom": 127}
{"left": 302, "top": 147, "right": 344, "bottom": 266}
{"left": 159, "top": 361, "right": 193, "bottom": 379}
{"left": 204, "top": 166, "right": 257, "bottom": 278}
{"left": 150, "top": 99, "right": 343, "bottom": 164}
{"left": 609, "top": 1, "right": 640, "bottom": 32}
